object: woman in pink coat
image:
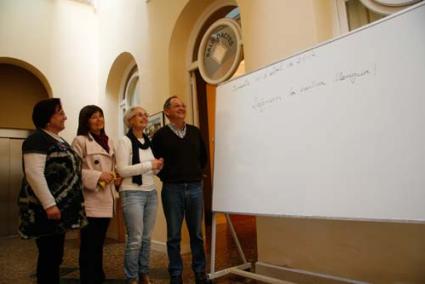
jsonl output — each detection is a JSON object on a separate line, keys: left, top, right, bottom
{"left": 72, "top": 105, "right": 121, "bottom": 284}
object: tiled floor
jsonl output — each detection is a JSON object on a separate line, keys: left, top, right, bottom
{"left": 0, "top": 215, "right": 257, "bottom": 284}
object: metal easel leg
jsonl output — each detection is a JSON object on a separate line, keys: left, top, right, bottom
{"left": 208, "top": 213, "right": 251, "bottom": 281}
{"left": 225, "top": 213, "right": 248, "bottom": 263}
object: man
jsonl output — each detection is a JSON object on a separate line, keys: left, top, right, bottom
{"left": 151, "top": 96, "right": 210, "bottom": 284}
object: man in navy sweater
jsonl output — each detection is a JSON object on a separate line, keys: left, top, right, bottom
{"left": 151, "top": 96, "right": 209, "bottom": 284}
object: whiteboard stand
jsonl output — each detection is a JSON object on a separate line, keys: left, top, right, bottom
{"left": 208, "top": 212, "right": 250, "bottom": 278}
{"left": 210, "top": 3, "right": 425, "bottom": 283}
{"left": 208, "top": 212, "right": 293, "bottom": 283}
{"left": 207, "top": 212, "right": 370, "bottom": 284}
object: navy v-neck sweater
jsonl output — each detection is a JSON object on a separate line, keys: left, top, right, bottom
{"left": 151, "top": 124, "right": 207, "bottom": 183}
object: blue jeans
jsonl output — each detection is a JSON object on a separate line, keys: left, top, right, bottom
{"left": 120, "top": 190, "right": 158, "bottom": 280}
{"left": 161, "top": 182, "right": 206, "bottom": 276}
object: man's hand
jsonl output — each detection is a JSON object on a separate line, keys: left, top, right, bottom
{"left": 151, "top": 158, "right": 164, "bottom": 170}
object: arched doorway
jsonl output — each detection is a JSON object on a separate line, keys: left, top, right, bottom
{"left": 104, "top": 51, "right": 140, "bottom": 241}
{"left": 119, "top": 66, "right": 141, "bottom": 135}
{"left": 0, "top": 58, "right": 51, "bottom": 237}
{"left": 105, "top": 51, "right": 140, "bottom": 139}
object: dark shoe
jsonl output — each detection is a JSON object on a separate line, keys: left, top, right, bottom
{"left": 170, "top": 275, "right": 183, "bottom": 284}
{"left": 139, "top": 273, "right": 152, "bottom": 284}
{"left": 195, "top": 273, "right": 211, "bottom": 284}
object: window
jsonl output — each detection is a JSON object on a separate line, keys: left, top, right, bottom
{"left": 119, "top": 66, "right": 140, "bottom": 135}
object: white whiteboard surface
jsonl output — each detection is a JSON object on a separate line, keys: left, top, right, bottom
{"left": 212, "top": 3, "right": 425, "bottom": 222}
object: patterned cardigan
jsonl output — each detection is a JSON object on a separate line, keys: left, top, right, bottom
{"left": 18, "top": 129, "right": 87, "bottom": 239}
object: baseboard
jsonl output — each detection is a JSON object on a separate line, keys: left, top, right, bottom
{"left": 151, "top": 240, "right": 191, "bottom": 254}
{"left": 151, "top": 240, "right": 167, "bottom": 252}
{"left": 255, "top": 262, "right": 368, "bottom": 284}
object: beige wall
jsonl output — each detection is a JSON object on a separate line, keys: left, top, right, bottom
{"left": 238, "top": 1, "right": 425, "bottom": 283}
{"left": 0, "top": 64, "right": 48, "bottom": 129}
{"left": 2, "top": 0, "right": 424, "bottom": 281}
{"left": 0, "top": 0, "right": 98, "bottom": 141}
{"left": 96, "top": 0, "right": 188, "bottom": 115}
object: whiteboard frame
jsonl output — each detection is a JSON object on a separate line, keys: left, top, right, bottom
{"left": 218, "top": 1, "right": 424, "bottom": 88}
{"left": 212, "top": 1, "right": 425, "bottom": 223}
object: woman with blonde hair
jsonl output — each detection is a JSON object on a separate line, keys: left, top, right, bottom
{"left": 116, "top": 106, "right": 163, "bottom": 284}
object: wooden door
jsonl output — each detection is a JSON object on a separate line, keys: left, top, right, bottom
{"left": 206, "top": 84, "right": 216, "bottom": 180}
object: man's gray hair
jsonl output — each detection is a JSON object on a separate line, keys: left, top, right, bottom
{"left": 163, "top": 96, "right": 179, "bottom": 110}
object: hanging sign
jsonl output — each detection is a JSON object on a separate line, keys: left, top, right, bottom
{"left": 198, "top": 18, "right": 243, "bottom": 84}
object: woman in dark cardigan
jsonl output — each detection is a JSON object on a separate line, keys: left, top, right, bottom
{"left": 18, "top": 98, "right": 86, "bottom": 284}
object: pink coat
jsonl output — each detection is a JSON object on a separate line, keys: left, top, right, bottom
{"left": 72, "top": 134, "right": 118, "bottom": 218}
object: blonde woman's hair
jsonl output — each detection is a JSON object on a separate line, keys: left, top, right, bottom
{"left": 123, "top": 106, "right": 146, "bottom": 128}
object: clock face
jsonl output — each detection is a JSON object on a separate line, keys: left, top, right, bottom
{"left": 372, "top": 0, "right": 420, "bottom": 6}
{"left": 202, "top": 24, "right": 238, "bottom": 80}
{"left": 198, "top": 19, "right": 242, "bottom": 84}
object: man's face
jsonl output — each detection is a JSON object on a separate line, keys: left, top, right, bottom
{"left": 165, "top": 97, "right": 186, "bottom": 121}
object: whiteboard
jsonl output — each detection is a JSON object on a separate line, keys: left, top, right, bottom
{"left": 212, "top": 3, "right": 425, "bottom": 222}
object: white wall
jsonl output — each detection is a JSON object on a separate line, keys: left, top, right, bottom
{"left": 0, "top": 0, "right": 98, "bottom": 141}
{"left": 96, "top": 0, "right": 188, "bottom": 118}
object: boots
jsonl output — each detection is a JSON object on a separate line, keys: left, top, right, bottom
{"left": 139, "top": 273, "right": 152, "bottom": 284}
{"left": 195, "top": 272, "right": 211, "bottom": 284}
{"left": 170, "top": 275, "right": 183, "bottom": 284}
